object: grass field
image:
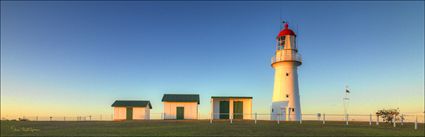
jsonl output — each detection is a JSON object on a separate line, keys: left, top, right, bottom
{"left": 1, "top": 120, "right": 424, "bottom": 136}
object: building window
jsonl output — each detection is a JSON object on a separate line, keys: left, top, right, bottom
{"left": 272, "top": 109, "right": 274, "bottom": 112}
{"left": 286, "top": 94, "right": 289, "bottom": 98}
{"left": 292, "top": 108, "right": 295, "bottom": 112}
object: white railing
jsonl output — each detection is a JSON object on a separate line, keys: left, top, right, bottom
{"left": 271, "top": 53, "right": 302, "bottom": 64}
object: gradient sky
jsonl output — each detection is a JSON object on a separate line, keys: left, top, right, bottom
{"left": 1, "top": 1, "right": 424, "bottom": 119}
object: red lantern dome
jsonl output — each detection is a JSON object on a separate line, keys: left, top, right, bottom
{"left": 277, "top": 23, "right": 296, "bottom": 38}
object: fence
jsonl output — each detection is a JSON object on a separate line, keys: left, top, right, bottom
{"left": 2, "top": 113, "right": 423, "bottom": 130}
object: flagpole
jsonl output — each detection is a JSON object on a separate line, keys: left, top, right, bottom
{"left": 343, "top": 86, "right": 350, "bottom": 119}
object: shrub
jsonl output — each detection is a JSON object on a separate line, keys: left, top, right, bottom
{"left": 375, "top": 108, "right": 404, "bottom": 123}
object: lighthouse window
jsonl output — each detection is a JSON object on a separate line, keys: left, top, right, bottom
{"left": 280, "top": 36, "right": 286, "bottom": 46}
{"left": 292, "top": 108, "right": 295, "bottom": 112}
{"left": 286, "top": 73, "right": 289, "bottom": 76}
{"left": 286, "top": 94, "right": 289, "bottom": 98}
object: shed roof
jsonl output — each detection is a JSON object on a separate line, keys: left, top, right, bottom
{"left": 211, "top": 96, "right": 253, "bottom": 99}
{"left": 111, "top": 100, "right": 152, "bottom": 109}
{"left": 161, "top": 94, "right": 200, "bottom": 104}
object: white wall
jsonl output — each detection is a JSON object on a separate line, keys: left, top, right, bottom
{"left": 145, "top": 107, "right": 150, "bottom": 119}
{"left": 133, "top": 107, "right": 149, "bottom": 120}
{"left": 211, "top": 98, "right": 252, "bottom": 120}
{"left": 163, "top": 102, "right": 198, "bottom": 119}
{"left": 114, "top": 107, "right": 150, "bottom": 120}
{"left": 113, "top": 107, "right": 126, "bottom": 120}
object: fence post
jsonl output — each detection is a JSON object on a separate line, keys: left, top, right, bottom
{"left": 400, "top": 114, "right": 404, "bottom": 126}
{"left": 392, "top": 114, "right": 396, "bottom": 127}
{"left": 36, "top": 116, "right": 38, "bottom": 121}
{"left": 299, "top": 116, "right": 302, "bottom": 124}
{"left": 345, "top": 114, "right": 349, "bottom": 126}
{"left": 64, "top": 117, "right": 66, "bottom": 121}
{"left": 322, "top": 113, "right": 326, "bottom": 125}
{"left": 414, "top": 115, "right": 418, "bottom": 130}
{"left": 230, "top": 114, "right": 233, "bottom": 124}
{"left": 254, "top": 112, "right": 257, "bottom": 124}
{"left": 288, "top": 111, "right": 291, "bottom": 121}
{"left": 100, "top": 115, "right": 102, "bottom": 121}
{"left": 50, "top": 116, "right": 52, "bottom": 121}
{"left": 277, "top": 114, "right": 280, "bottom": 124}
{"left": 209, "top": 112, "right": 212, "bottom": 124}
{"left": 369, "top": 114, "right": 372, "bottom": 126}
{"left": 89, "top": 115, "right": 92, "bottom": 121}
{"left": 376, "top": 115, "right": 379, "bottom": 125}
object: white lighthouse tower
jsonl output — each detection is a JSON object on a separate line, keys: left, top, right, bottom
{"left": 271, "top": 22, "right": 302, "bottom": 121}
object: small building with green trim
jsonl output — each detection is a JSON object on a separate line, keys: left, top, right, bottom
{"left": 111, "top": 100, "right": 152, "bottom": 120}
{"left": 162, "top": 94, "right": 200, "bottom": 120}
{"left": 211, "top": 96, "right": 252, "bottom": 120}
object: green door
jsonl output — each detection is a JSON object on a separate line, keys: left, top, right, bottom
{"left": 176, "top": 107, "right": 184, "bottom": 120}
{"left": 219, "top": 101, "right": 230, "bottom": 119}
{"left": 233, "top": 101, "right": 243, "bottom": 119}
{"left": 126, "top": 107, "right": 133, "bottom": 120}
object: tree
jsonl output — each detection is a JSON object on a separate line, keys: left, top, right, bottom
{"left": 375, "top": 108, "right": 404, "bottom": 123}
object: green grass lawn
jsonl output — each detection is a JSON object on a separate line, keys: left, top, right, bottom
{"left": 1, "top": 120, "right": 424, "bottom": 136}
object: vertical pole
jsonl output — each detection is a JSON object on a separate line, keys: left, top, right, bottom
{"left": 322, "top": 113, "right": 326, "bottom": 124}
{"left": 299, "top": 115, "right": 302, "bottom": 124}
{"left": 401, "top": 114, "right": 404, "bottom": 126}
{"left": 64, "top": 117, "right": 66, "bottom": 121}
{"left": 36, "top": 116, "right": 38, "bottom": 121}
{"left": 369, "top": 114, "right": 372, "bottom": 126}
{"left": 50, "top": 116, "right": 52, "bottom": 121}
{"left": 345, "top": 114, "right": 348, "bottom": 125}
{"left": 254, "top": 113, "right": 257, "bottom": 124}
{"left": 393, "top": 114, "right": 396, "bottom": 127}
{"left": 100, "top": 115, "right": 102, "bottom": 121}
{"left": 230, "top": 114, "right": 233, "bottom": 124}
{"left": 89, "top": 115, "right": 92, "bottom": 121}
{"left": 209, "top": 112, "right": 212, "bottom": 124}
{"left": 277, "top": 114, "right": 280, "bottom": 124}
{"left": 414, "top": 115, "right": 418, "bottom": 130}
{"left": 288, "top": 109, "right": 291, "bottom": 121}
{"left": 376, "top": 115, "right": 379, "bottom": 125}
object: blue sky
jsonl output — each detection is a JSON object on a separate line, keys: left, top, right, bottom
{"left": 1, "top": 1, "right": 424, "bottom": 118}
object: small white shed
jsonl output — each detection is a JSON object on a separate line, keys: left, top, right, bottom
{"left": 162, "top": 94, "right": 200, "bottom": 120}
{"left": 211, "top": 96, "right": 252, "bottom": 120}
{"left": 111, "top": 100, "right": 152, "bottom": 121}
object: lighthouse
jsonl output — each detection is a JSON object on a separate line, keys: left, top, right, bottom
{"left": 271, "top": 22, "right": 302, "bottom": 121}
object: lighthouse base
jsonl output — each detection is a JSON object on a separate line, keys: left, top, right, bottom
{"left": 270, "top": 101, "right": 288, "bottom": 121}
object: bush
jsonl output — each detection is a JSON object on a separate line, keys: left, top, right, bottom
{"left": 375, "top": 108, "right": 404, "bottom": 123}
{"left": 18, "top": 118, "right": 30, "bottom": 121}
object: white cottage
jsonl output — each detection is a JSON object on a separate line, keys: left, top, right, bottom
{"left": 111, "top": 100, "right": 152, "bottom": 121}
{"left": 162, "top": 94, "right": 200, "bottom": 120}
{"left": 211, "top": 96, "right": 252, "bottom": 120}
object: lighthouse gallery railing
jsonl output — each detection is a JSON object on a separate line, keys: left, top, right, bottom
{"left": 271, "top": 53, "right": 302, "bottom": 64}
